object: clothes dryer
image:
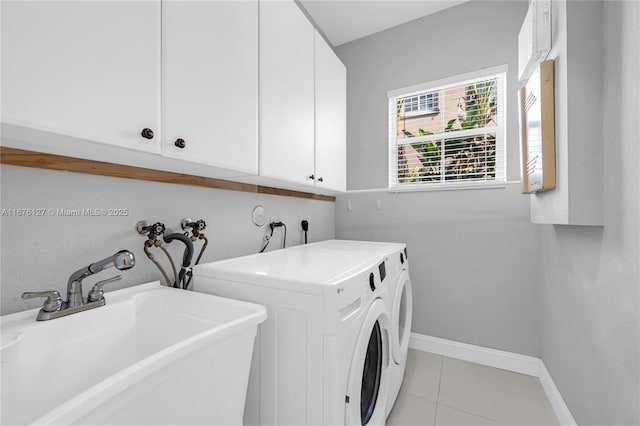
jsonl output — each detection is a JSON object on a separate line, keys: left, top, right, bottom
{"left": 297, "top": 240, "right": 413, "bottom": 416}
{"left": 193, "top": 248, "right": 392, "bottom": 426}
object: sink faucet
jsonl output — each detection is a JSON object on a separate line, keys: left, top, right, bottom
{"left": 66, "top": 250, "right": 135, "bottom": 308}
{"left": 22, "top": 250, "right": 136, "bottom": 321}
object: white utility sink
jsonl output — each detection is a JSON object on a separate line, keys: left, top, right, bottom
{"left": 1, "top": 282, "right": 267, "bottom": 425}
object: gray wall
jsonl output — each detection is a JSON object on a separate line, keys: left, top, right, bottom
{"left": 336, "top": 184, "right": 541, "bottom": 356}
{"left": 335, "top": 0, "right": 540, "bottom": 357}
{"left": 539, "top": 2, "right": 639, "bottom": 425}
{"left": 0, "top": 165, "right": 335, "bottom": 315}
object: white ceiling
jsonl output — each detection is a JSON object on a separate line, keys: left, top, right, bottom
{"left": 299, "top": 0, "right": 471, "bottom": 47}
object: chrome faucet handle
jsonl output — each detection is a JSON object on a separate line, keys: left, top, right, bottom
{"left": 22, "top": 291, "right": 63, "bottom": 312}
{"left": 87, "top": 275, "right": 122, "bottom": 303}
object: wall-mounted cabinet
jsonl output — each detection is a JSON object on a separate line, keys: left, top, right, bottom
{"left": 259, "top": 0, "right": 316, "bottom": 185}
{"left": 1, "top": 1, "right": 161, "bottom": 154}
{"left": 314, "top": 31, "right": 347, "bottom": 192}
{"left": 1, "top": 0, "right": 345, "bottom": 195}
{"left": 162, "top": 0, "right": 258, "bottom": 174}
{"left": 259, "top": 1, "right": 346, "bottom": 192}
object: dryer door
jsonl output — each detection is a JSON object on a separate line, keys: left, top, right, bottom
{"left": 391, "top": 270, "right": 413, "bottom": 364}
{"left": 345, "top": 298, "right": 391, "bottom": 426}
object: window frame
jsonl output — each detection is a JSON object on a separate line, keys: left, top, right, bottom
{"left": 388, "top": 65, "right": 508, "bottom": 191}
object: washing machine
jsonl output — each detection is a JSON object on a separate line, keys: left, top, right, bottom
{"left": 193, "top": 248, "right": 392, "bottom": 426}
{"left": 294, "top": 240, "right": 413, "bottom": 416}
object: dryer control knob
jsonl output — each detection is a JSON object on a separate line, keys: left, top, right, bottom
{"left": 369, "top": 272, "right": 376, "bottom": 291}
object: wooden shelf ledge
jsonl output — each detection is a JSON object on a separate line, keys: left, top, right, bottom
{"left": 0, "top": 147, "right": 336, "bottom": 202}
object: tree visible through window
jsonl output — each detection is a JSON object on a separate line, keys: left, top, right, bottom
{"left": 389, "top": 67, "right": 506, "bottom": 188}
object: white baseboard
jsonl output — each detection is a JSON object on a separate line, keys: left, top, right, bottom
{"left": 538, "top": 361, "right": 578, "bottom": 426}
{"left": 409, "top": 333, "right": 541, "bottom": 376}
{"left": 409, "top": 333, "right": 577, "bottom": 426}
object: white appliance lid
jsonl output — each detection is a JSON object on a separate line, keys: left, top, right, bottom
{"left": 194, "top": 248, "right": 381, "bottom": 293}
{"left": 297, "top": 239, "right": 405, "bottom": 257}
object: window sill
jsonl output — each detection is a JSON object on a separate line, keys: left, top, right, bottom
{"left": 344, "top": 181, "right": 521, "bottom": 194}
{"left": 388, "top": 181, "right": 513, "bottom": 193}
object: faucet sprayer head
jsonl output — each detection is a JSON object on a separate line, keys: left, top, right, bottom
{"left": 113, "top": 250, "right": 136, "bottom": 271}
{"left": 88, "top": 250, "right": 136, "bottom": 274}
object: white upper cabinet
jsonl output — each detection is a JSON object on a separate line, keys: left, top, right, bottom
{"left": 162, "top": 1, "right": 258, "bottom": 174}
{"left": 314, "top": 31, "right": 346, "bottom": 192}
{"left": 259, "top": 0, "right": 315, "bottom": 185}
{"left": 1, "top": 1, "right": 161, "bottom": 153}
{"left": 1, "top": 0, "right": 346, "bottom": 193}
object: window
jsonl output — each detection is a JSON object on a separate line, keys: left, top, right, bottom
{"left": 388, "top": 66, "right": 507, "bottom": 189}
{"left": 403, "top": 92, "right": 439, "bottom": 115}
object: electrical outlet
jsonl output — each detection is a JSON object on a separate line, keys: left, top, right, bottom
{"left": 298, "top": 216, "right": 309, "bottom": 232}
{"left": 270, "top": 216, "right": 279, "bottom": 224}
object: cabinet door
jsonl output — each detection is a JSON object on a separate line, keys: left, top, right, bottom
{"left": 162, "top": 1, "right": 258, "bottom": 174}
{"left": 314, "top": 31, "right": 346, "bottom": 192}
{"left": 1, "top": 1, "right": 161, "bottom": 153}
{"left": 259, "top": 0, "right": 315, "bottom": 184}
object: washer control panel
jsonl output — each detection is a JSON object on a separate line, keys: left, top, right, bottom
{"left": 378, "top": 261, "right": 386, "bottom": 282}
{"left": 366, "top": 260, "right": 387, "bottom": 292}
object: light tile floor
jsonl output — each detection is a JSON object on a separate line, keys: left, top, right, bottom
{"left": 387, "top": 350, "right": 559, "bottom": 426}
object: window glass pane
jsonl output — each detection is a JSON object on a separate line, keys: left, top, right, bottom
{"left": 397, "top": 140, "right": 443, "bottom": 184}
{"left": 398, "top": 91, "right": 440, "bottom": 117}
{"left": 396, "top": 99, "right": 410, "bottom": 140}
{"left": 442, "top": 133, "right": 496, "bottom": 181}
{"left": 390, "top": 70, "right": 505, "bottom": 188}
{"left": 397, "top": 133, "right": 497, "bottom": 184}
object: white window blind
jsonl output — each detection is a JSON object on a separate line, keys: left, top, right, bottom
{"left": 388, "top": 66, "right": 507, "bottom": 189}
